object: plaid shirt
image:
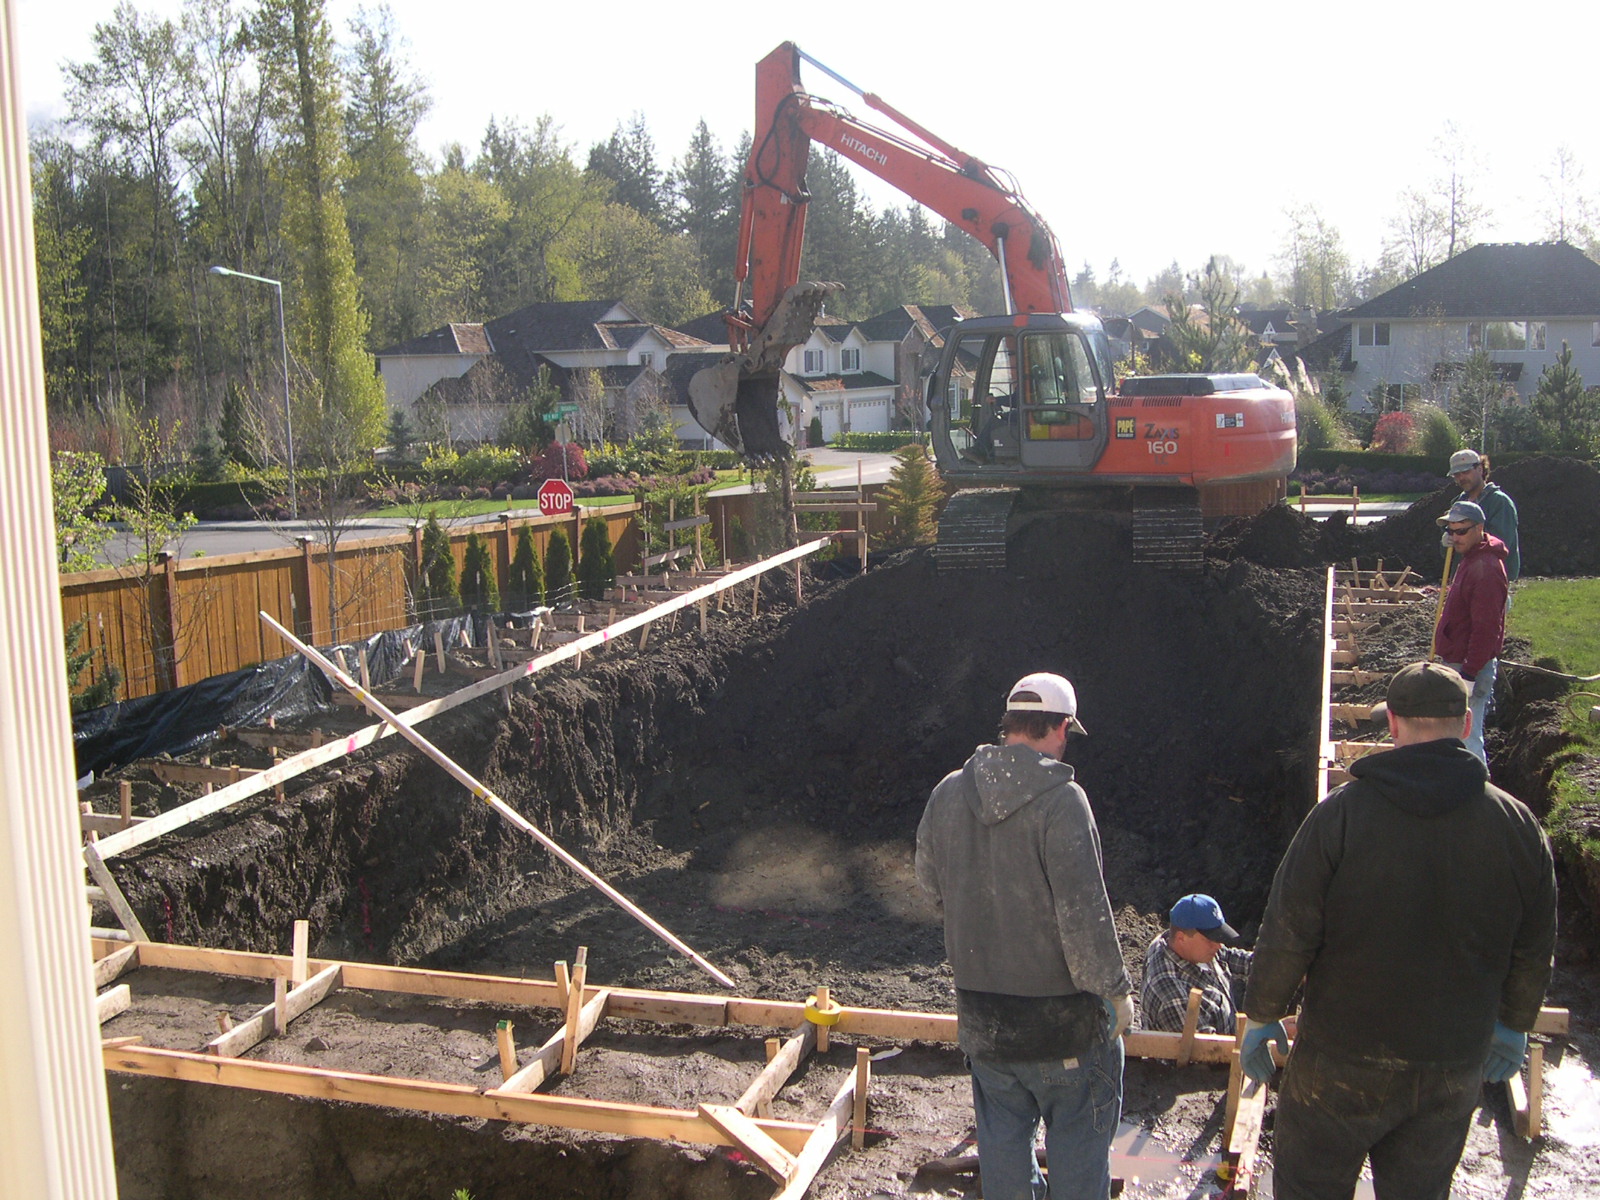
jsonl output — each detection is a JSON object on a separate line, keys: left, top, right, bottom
{"left": 1140, "top": 931, "right": 1252, "bottom": 1035}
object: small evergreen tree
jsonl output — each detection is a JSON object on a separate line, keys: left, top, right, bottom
{"left": 807, "top": 416, "right": 824, "bottom": 447}
{"left": 878, "top": 443, "right": 941, "bottom": 548}
{"left": 1531, "top": 341, "right": 1597, "bottom": 453}
{"left": 192, "top": 424, "right": 225, "bottom": 482}
{"left": 387, "top": 408, "right": 413, "bottom": 461}
{"left": 460, "top": 531, "right": 499, "bottom": 613}
{"left": 726, "top": 516, "right": 752, "bottom": 562}
{"left": 416, "top": 513, "right": 459, "bottom": 618}
{"left": 544, "top": 526, "right": 574, "bottom": 603}
{"left": 506, "top": 525, "right": 545, "bottom": 610}
{"left": 577, "top": 517, "right": 616, "bottom": 600}
{"left": 1416, "top": 404, "right": 1461, "bottom": 462}
{"left": 65, "top": 615, "right": 121, "bottom": 713}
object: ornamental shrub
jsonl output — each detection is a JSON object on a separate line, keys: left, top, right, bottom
{"left": 1369, "top": 411, "right": 1417, "bottom": 453}
{"left": 577, "top": 517, "right": 616, "bottom": 601}
{"left": 544, "top": 527, "right": 574, "bottom": 603}
{"left": 507, "top": 525, "right": 545, "bottom": 610}
{"left": 460, "top": 531, "right": 500, "bottom": 613}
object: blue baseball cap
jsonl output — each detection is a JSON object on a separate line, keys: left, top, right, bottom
{"left": 1169, "top": 894, "right": 1239, "bottom": 942}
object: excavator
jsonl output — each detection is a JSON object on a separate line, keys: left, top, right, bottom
{"left": 688, "top": 43, "right": 1297, "bottom": 568}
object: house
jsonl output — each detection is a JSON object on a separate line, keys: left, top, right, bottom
{"left": 375, "top": 300, "right": 713, "bottom": 443}
{"left": 1333, "top": 242, "right": 1600, "bottom": 411}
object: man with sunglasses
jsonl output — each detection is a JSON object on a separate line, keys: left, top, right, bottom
{"left": 1433, "top": 500, "right": 1509, "bottom": 764}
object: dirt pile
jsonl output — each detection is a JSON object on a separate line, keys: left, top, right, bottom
{"left": 1362, "top": 455, "right": 1600, "bottom": 578}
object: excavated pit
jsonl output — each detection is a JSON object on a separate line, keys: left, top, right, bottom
{"left": 96, "top": 461, "right": 1600, "bottom": 1199}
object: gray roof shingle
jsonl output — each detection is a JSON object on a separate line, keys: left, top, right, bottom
{"left": 1343, "top": 242, "right": 1600, "bottom": 320}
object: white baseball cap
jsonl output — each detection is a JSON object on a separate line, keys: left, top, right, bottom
{"left": 1006, "top": 672, "right": 1087, "bottom": 734}
{"left": 1448, "top": 449, "right": 1482, "bottom": 474}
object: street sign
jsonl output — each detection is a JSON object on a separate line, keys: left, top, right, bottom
{"left": 537, "top": 478, "right": 574, "bottom": 517}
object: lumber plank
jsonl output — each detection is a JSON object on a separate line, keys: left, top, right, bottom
{"left": 80, "top": 812, "right": 150, "bottom": 835}
{"left": 735, "top": 1021, "right": 816, "bottom": 1115}
{"left": 94, "top": 942, "right": 140, "bottom": 989}
{"left": 230, "top": 728, "right": 324, "bottom": 752}
{"left": 1526, "top": 1043, "right": 1544, "bottom": 1139}
{"left": 332, "top": 691, "right": 431, "bottom": 710}
{"left": 852, "top": 1046, "right": 869, "bottom": 1151}
{"left": 91, "top": 940, "right": 1276, "bottom": 1060}
{"left": 699, "top": 1103, "right": 796, "bottom": 1183}
{"left": 1224, "top": 1076, "right": 1270, "bottom": 1196}
{"left": 770, "top": 1061, "right": 860, "bottom": 1200}
{"left": 206, "top": 964, "right": 343, "bottom": 1057}
{"left": 560, "top": 950, "right": 589, "bottom": 1076}
{"left": 103, "top": 1043, "right": 816, "bottom": 1153}
{"left": 150, "top": 762, "right": 262, "bottom": 786}
{"left": 662, "top": 515, "right": 711, "bottom": 532}
{"left": 1330, "top": 703, "right": 1377, "bottom": 723}
{"left": 83, "top": 845, "right": 148, "bottom": 942}
{"left": 96, "top": 984, "right": 131, "bottom": 1024}
{"left": 1533, "top": 1007, "right": 1569, "bottom": 1035}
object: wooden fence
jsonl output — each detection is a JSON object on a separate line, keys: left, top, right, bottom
{"left": 62, "top": 485, "right": 893, "bottom": 702}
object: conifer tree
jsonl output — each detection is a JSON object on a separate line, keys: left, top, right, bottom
{"left": 577, "top": 517, "right": 615, "bottom": 601}
{"left": 416, "top": 513, "right": 459, "bottom": 618}
{"left": 460, "top": 531, "right": 499, "bottom": 613}
{"left": 544, "top": 526, "right": 574, "bottom": 604}
{"left": 506, "top": 524, "right": 545, "bottom": 610}
{"left": 65, "top": 616, "right": 121, "bottom": 713}
{"left": 878, "top": 443, "right": 941, "bottom": 548}
{"left": 1531, "top": 341, "right": 1597, "bottom": 453}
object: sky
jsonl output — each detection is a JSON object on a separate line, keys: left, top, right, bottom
{"left": 13, "top": 0, "right": 1600, "bottom": 290}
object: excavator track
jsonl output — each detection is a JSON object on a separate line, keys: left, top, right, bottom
{"left": 935, "top": 489, "right": 1016, "bottom": 571}
{"left": 1131, "top": 502, "right": 1205, "bottom": 571}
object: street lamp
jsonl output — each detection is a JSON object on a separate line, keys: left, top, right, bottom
{"left": 209, "top": 265, "right": 297, "bottom": 519}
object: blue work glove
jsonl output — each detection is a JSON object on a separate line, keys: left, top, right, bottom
{"left": 1241, "top": 1019, "right": 1289, "bottom": 1083}
{"left": 1483, "top": 1022, "right": 1528, "bottom": 1083}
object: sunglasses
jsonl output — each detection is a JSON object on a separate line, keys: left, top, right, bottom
{"left": 1446, "top": 525, "right": 1477, "bottom": 536}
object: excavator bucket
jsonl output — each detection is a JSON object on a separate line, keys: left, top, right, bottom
{"left": 688, "top": 362, "right": 790, "bottom": 460}
{"left": 687, "top": 281, "right": 842, "bottom": 461}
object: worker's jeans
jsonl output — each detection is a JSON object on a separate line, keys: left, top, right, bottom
{"left": 1272, "top": 1044, "right": 1480, "bottom": 1200}
{"left": 1445, "top": 659, "right": 1497, "bottom": 764}
{"left": 968, "top": 1035, "right": 1123, "bottom": 1200}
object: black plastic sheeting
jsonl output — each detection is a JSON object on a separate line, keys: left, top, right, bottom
{"left": 72, "top": 616, "right": 476, "bottom": 780}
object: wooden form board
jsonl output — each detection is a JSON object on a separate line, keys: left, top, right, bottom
{"left": 90, "top": 537, "right": 834, "bottom": 865}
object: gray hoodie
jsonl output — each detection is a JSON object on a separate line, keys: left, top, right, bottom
{"left": 916, "top": 743, "right": 1130, "bottom": 1056}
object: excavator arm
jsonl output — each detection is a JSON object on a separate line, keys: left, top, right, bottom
{"left": 689, "top": 43, "right": 1073, "bottom": 458}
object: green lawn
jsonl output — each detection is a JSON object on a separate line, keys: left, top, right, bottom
{"left": 1508, "top": 577, "right": 1600, "bottom": 688}
{"left": 1289, "top": 493, "right": 1427, "bottom": 505}
{"left": 364, "top": 469, "right": 754, "bottom": 519}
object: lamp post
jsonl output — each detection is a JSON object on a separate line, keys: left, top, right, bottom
{"left": 208, "top": 265, "right": 297, "bottom": 519}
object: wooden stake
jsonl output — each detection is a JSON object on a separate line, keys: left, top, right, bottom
{"left": 554, "top": 960, "right": 571, "bottom": 1010}
{"left": 1177, "top": 987, "right": 1202, "bottom": 1067}
{"left": 1527, "top": 1042, "right": 1544, "bottom": 1139}
{"left": 359, "top": 648, "right": 371, "bottom": 689}
{"left": 815, "top": 987, "right": 832, "bottom": 1052}
{"left": 434, "top": 628, "right": 447, "bottom": 674}
{"left": 496, "top": 1020, "right": 517, "bottom": 1081}
{"left": 1223, "top": 1012, "right": 1247, "bottom": 1142}
{"left": 119, "top": 780, "right": 133, "bottom": 829}
{"left": 412, "top": 643, "right": 426, "bottom": 693}
{"left": 561, "top": 947, "right": 589, "bottom": 1075}
{"left": 259, "top": 611, "right": 735, "bottom": 989}
{"left": 273, "top": 976, "right": 289, "bottom": 1036}
{"left": 291, "top": 920, "right": 309, "bottom": 986}
{"left": 852, "top": 1046, "right": 870, "bottom": 1150}
{"left": 215, "top": 1012, "right": 234, "bottom": 1033}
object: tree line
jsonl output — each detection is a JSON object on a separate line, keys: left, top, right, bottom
{"left": 33, "top": 1, "right": 1600, "bottom": 466}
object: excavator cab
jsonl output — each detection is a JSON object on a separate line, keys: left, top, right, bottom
{"left": 930, "top": 312, "right": 1116, "bottom": 482}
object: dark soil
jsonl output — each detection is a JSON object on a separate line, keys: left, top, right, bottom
{"left": 95, "top": 483, "right": 1600, "bottom": 1199}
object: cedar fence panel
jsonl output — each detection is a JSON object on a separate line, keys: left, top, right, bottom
{"left": 62, "top": 505, "right": 643, "bottom": 703}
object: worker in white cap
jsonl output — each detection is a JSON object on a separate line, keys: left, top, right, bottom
{"left": 1447, "top": 449, "right": 1519, "bottom": 581}
{"left": 916, "top": 672, "right": 1128, "bottom": 1200}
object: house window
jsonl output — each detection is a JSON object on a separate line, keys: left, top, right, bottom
{"left": 1357, "top": 322, "right": 1391, "bottom": 347}
{"left": 841, "top": 348, "right": 860, "bottom": 372}
{"left": 1482, "top": 321, "right": 1527, "bottom": 351}
{"left": 638, "top": 352, "right": 653, "bottom": 366}
{"left": 803, "top": 349, "right": 824, "bottom": 373}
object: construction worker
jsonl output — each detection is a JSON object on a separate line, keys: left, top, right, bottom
{"left": 1242, "top": 662, "right": 1556, "bottom": 1200}
{"left": 916, "top": 672, "right": 1131, "bottom": 1200}
{"left": 1140, "top": 894, "right": 1252, "bottom": 1035}
{"left": 1434, "top": 499, "right": 1509, "bottom": 764}
{"left": 1448, "top": 449, "right": 1519, "bottom": 582}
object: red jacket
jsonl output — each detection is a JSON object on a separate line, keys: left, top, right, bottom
{"left": 1435, "top": 534, "right": 1508, "bottom": 678}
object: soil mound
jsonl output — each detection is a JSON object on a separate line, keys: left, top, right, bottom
{"left": 1362, "top": 454, "right": 1600, "bottom": 578}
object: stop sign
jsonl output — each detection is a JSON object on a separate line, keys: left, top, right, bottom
{"left": 537, "top": 478, "right": 574, "bottom": 516}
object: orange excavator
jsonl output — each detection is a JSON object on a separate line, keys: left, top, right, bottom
{"left": 688, "top": 43, "right": 1296, "bottom": 567}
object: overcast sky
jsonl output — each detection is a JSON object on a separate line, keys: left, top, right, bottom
{"left": 14, "top": 0, "right": 1599, "bottom": 288}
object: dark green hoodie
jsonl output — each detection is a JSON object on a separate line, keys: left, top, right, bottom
{"left": 1245, "top": 739, "right": 1555, "bottom": 1067}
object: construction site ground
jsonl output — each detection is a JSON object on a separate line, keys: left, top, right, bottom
{"left": 88, "top": 456, "right": 1600, "bottom": 1199}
